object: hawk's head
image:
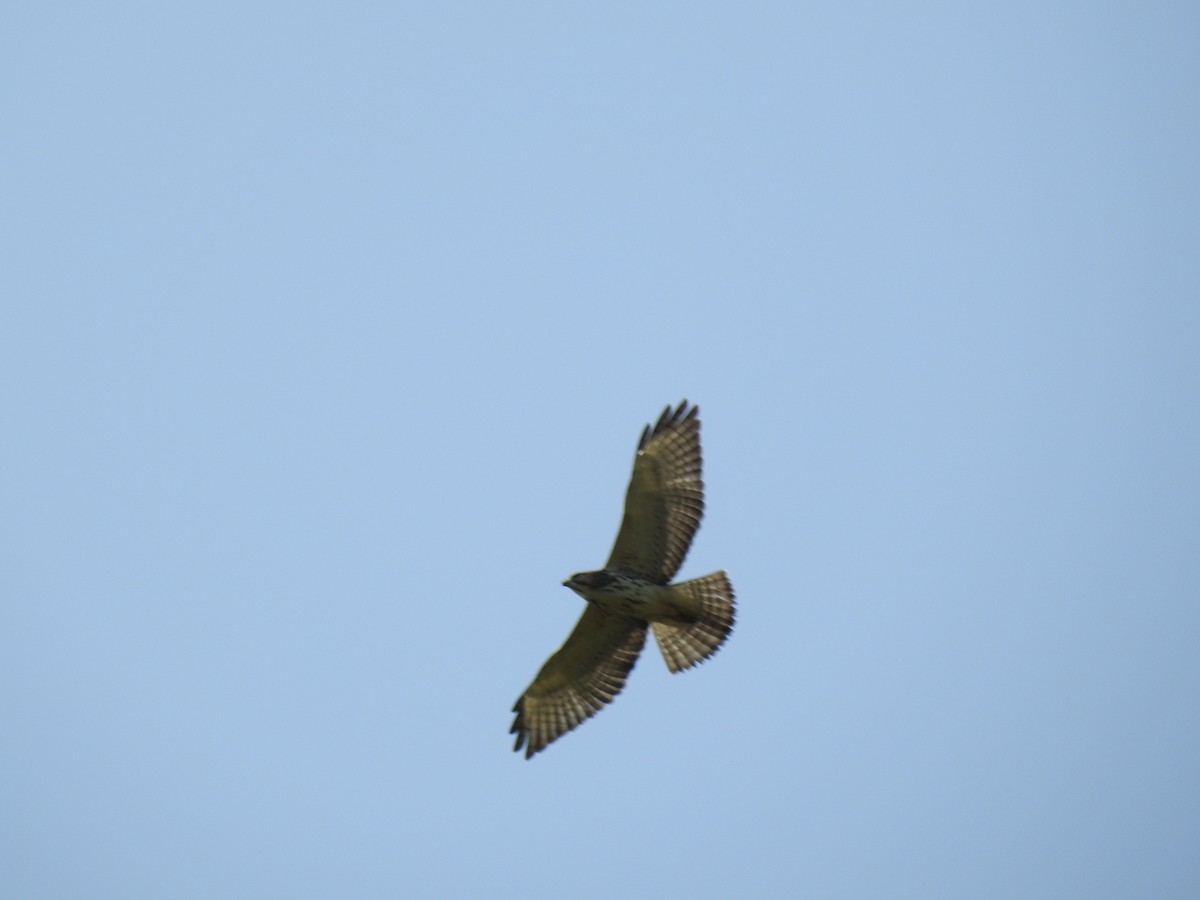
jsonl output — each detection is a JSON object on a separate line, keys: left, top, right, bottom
{"left": 563, "top": 570, "right": 615, "bottom": 597}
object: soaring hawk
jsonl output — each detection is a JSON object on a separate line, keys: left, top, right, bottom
{"left": 510, "top": 400, "right": 735, "bottom": 758}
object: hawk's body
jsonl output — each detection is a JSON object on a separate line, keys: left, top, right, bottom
{"left": 510, "top": 401, "right": 735, "bottom": 758}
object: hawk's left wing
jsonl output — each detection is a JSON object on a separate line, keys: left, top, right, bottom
{"left": 511, "top": 607, "right": 648, "bottom": 758}
{"left": 604, "top": 400, "right": 704, "bottom": 583}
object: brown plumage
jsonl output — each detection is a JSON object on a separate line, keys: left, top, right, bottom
{"left": 510, "top": 400, "right": 735, "bottom": 758}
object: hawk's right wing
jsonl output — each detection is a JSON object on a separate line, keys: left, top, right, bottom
{"left": 511, "top": 607, "right": 647, "bottom": 759}
{"left": 604, "top": 401, "right": 705, "bottom": 583}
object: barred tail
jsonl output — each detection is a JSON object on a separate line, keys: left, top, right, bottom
{"left": 651, "top": 570, "right": 736, "bottom": 673}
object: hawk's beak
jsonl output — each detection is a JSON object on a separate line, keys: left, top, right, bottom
{"left": 561, "top": 580, "right": 570, "bottom": 587}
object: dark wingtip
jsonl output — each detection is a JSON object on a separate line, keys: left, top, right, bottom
{"left": 671, "top": 400, "right": 699, "bottom": 427}
{"left": 639, "top": 400, "right": 699, "bottom": 450}
{"left": 510, "top": 698, "right": 528, "bottom": 753}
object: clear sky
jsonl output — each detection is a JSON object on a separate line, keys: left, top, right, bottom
{"left": 3, "top": 3, "right": 1198, "bottom": 898}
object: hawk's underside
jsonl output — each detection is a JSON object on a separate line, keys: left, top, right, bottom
{"left": 510, "top": 400, "right": 736, "bottom": 758}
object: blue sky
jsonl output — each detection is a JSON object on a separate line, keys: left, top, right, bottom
{"left": 3, "top": 2, "right": 1198, "bottom": 897}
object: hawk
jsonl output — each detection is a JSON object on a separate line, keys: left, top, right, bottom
{"left": 510, "top": 400, "right": 735, "bottom": 758}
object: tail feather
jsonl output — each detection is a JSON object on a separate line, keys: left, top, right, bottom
{"left": 652, "top": 570, "right": 735, "bottom": 673}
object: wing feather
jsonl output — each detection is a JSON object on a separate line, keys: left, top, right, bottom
{"left": 604, "top": 400, "right": 704, "bottom": 582}
{"left": 510, "top": 606, "right": 647, "bottom": 758}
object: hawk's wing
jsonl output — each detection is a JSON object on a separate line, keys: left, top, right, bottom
{"left": 604, "top": 400, "right": 704, "bottom": 583}
{"left": 511, "top": 606, "right": 647, "bottom": 759}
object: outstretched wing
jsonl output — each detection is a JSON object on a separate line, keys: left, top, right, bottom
{"left": 604, "top": 400, "right": 704, "bottom": 583}
{"left": 511, "top": 607, "right": 647, "bottom": 759}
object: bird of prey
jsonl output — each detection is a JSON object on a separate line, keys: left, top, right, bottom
{"left": 510, "top": 400, "right": 735, "bottom": 758}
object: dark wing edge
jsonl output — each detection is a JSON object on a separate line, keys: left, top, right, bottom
{"left": 605, "top": 399, "right": 704, "bottom": 583}
{"left": 510, "top": 607, "right": 647, "bottom": 759}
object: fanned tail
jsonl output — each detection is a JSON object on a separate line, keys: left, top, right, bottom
{"left": 651, "top": 570, "right": 736, "bottom": 673}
